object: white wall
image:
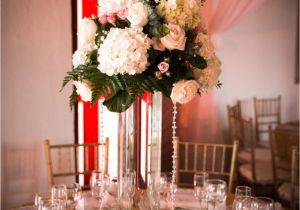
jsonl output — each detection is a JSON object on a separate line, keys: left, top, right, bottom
{"left": 215, "top": 0, "right": 299, "bottom": 137}
{"left": 2, "top": 0, "right": 73, "bottom": 208}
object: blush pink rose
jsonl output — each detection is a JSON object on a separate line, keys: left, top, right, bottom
{"left": 99, "top": 15, "right": 108, "bottom": 24}
{"left": 117, "top": 9, "right": 127, "bottom": 20}
{"left": 107, "top": 14, "right": 116, "bottom": 24}
{"left": 157, "top": 61, "right": 169, "bottom": 73}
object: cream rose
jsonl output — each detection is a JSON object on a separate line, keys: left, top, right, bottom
{"left": 73, "top": 81, "right": 92, "bottom": 102}
{"left": 127, "top": 2, "right": 149, "bottom": 28}
{"left": 78, "top": 18, "right": 97, "bottom": 47}
{"left": 152, "top": 37, "right": 166, "bottom": 51}
{"left": 170, "top": 80, "right": 199, "bottom": 104}
{"left": 160, "top": 23, "right": 186, "bottom": 50}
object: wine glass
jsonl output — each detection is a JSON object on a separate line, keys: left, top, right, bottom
{"left": 122, "top": 169, "right": 136, "bottom": 209}
{"left": 205, "top": 179, "right": 227, "bottom": 210}
{"left": 235, "top": 196, "right": 259, "bottom": 210}
{"left": 159, "top": 172, "right": 168, "bottom": 201}
{"left": 39, "top": 198, "right": 60, "bottom": 210}
{"left": 51, "top": 184, "right": 67, "bottom": 208}
{"left": 194, "top": 172, "right": 208, "bottom": 209}
{"left": 90, "top": 170, "right": 109, "bottom": 207}
{"left": 256, "top": 197, "right": 275, "bottom": 210}
{"left": 66, "top": 183, "right": 82, "bottom": 208}
{"left": 233, "top": 186, "right": 252, "bottom": 209}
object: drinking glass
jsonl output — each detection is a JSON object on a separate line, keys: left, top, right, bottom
{"left": 205, "top": 179, "right": 227, "bottom": 210}
{"left": 121, "top": 169, "right": 136, "bottom": 209}
{"left": 148, "top": 172, "right": 161, "bottom": 209}
{"left": 234, "top": 196, "right": 259, "bottom": 210}
{"left": 256, "top": 197, "right": 275, "bottom": 210}
{"left": 90, "top": 170, "right": 109, "bottom": 207}
{"left": 194, "top": 172, "right": 208, "bottom": 209}
{"left": 39, "top": 198, "right": 60, "bottom": 210}
{"left": 51, "top": 184, "right": 67, "bottom": 208}
{"left": 233, "top": 186, "right": 252, "bottom": 209}
{"left": 165, "top": 172, "right": 177, "bottom": 209}
{"left": 66, "top": 183, "right": 82, "bottom": 207}
{"left": 159, "top": 172, "right": 168, "bottom": 201}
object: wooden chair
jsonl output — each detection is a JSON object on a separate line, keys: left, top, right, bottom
{"left": 227, "top": 100, "right": 242, "bottom": 142}
{"left": 176, "top": 139, "right": 239, "bottom": 193}
{"left": 230, "top": 116, "right": 271, "bottom": 164}
{"left": 238, "top": 119, "right": 289, "bottom": 194}
{"left": 254, "top": 96, "right": 281, "bottom": 147}
{"left": 44, "top": 138, "right": 109, "bottom": 189}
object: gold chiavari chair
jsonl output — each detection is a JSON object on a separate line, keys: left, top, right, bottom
{"left": 290, "top": 146, "right": 299, "bottom": 210}
{"left": 238, "top": 119, "right": 289, "bottom": 194}
{"left": 227, "top": 101, "right": 242, "bottom": 142}
{"left": 44, "top": 138, "right": 109, "bottom": 189}
{"left": 176, "top": 139, "right": 239, "bottom": 193}
{"left": 254, "top": 95, "right": 281, "bottom": 147}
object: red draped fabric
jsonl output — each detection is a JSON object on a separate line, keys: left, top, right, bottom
{"left": 79, "top": 0, "right": 99, "bottom": 183}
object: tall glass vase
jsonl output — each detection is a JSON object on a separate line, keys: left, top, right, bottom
{"left": 117, "top": 92, "right": 162, "bottom": 198}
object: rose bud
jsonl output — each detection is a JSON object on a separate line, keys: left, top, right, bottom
{"left": 99, "top": 15, "right": 108, "bottom": 24}
{"left": 107, "top": 14, "right": 117, "bottom": 24}
{"left": 157, "top": 61, "right": 169, "bottom": 73}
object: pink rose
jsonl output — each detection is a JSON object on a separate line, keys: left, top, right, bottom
{"left": 117, "top": 9, "right": 127, "bottom": 20}
{"left": 160, "top": 23, "right": 186, "bottom": 51}
{"left": 107, "top": 14, "right": 116, "bottom": 24}
{"left": 157, "top": 62, "right": 169, "bottom": 73}
{"left": 99, "top": 15, "right": 108, "bottom": 24}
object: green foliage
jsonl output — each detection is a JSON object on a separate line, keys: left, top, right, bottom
{"left": 150, "top": 24, "right": 170, "bottom": 37}
{"left": 188, "top": 55, "right": 207, "bottom": 69}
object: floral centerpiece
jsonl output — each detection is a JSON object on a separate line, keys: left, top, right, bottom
{"left": 62, "top": 0, "right": 221, "bottom": 113}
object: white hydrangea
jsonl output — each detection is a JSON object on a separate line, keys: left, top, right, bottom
{"left": 194, "top": 32, "right": 214, "bottom": 60}
{"left": 78, "top": 18, "right": 97, "bottom": 47}
{"left": 99, "top": 0, "right": 128, "bottom": 15}
{"left": 127, "top": 2, "right": 149, "bottom": 28}
{"left": 72, "top": 43, "right": 97, "bottom": 68}
{"left": 97, "top": 28, "right": 151, "bottom": 76}
{"left": 193, "top": 54, "right": 221, "bottom": 90}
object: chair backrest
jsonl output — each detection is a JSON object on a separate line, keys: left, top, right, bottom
{"left": 237, "top": 118, "right": 259, "bottom": 183}
{"left": 291, "top": 146, "right": 299, "bottom": 210}
{"left": 44, "top": 138, "right": 109, "bottom": 189}
{"left": 227, "top": 101, "right": 242, "bottom": 142}
{"left": 254, "top": 96, "right": 281, "bottom": 142}
{"left": 269, "top": 126, "right": 299, "bottom": 188}
{"left": 176, "top": 140, "right": 239, "bottom": 193}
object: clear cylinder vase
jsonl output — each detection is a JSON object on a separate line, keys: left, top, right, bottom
{"left": 117, "top": 92, "right": 162, "bottom": 200}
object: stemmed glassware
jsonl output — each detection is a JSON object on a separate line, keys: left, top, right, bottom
{"left": 256, "top": 197, "right": 275, "bottom": 210}
{"left": 66, "top": 183, "right": 82, "bottom": 208}
{"left": 194, "top": 172, "right": 209, "bottom": 209}
{"left": 232, "top": 186, "right": 252, "bottom": 209}
{"left": 51, "top": 184, "right": 68, "bottom": 208}
{"left": 234, "top": 196, "right": 259, "bottom": 210}
{"left": 90, "top": 170, "right": 109, "bottom": 208}
{"left": 205, "top": 179, "right": 227, "bottom": 210}
{"left": 121, "top": 169, "right": 136, "bottom": 209}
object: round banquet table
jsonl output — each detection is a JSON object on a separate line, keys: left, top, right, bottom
{"left": 10, "top": 188, "right": 288, "bottom": 210}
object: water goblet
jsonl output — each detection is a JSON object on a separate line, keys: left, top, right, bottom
{"left": 66, "top": 183, "right": 82, "bottom": 208}
{"left": 233, "top": 186, "right": 252, "bottom": 209}
{"left": 90, "top": 170, "right": 109, "bottom": 207}
{"left": 205, "top": 179, "right": 227, "bottom": 210}
{"left": 194, "top": 172, "right": 209, "bottom": 209}
{"left": 160, "top": 172, "right": 168, "bottom": 201}
{"left": 39, "top": 198, "right": 60, "bottom": 210}
{"left": 122, "top": 169, "right": 136, "bottom": 209}
{"left": 234, "top": 196, "right": 259, "bottom": 210}
{"left": 51, "top": 184, "right": 67, "bottom": 208}
{"left": 256, "top": 197, "right": 275, "bottom": 210}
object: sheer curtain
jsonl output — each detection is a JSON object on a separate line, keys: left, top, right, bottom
{"left": 208, "top": 0, "right": 265, "bottom": 50}
{"left": 176, "top": 0, "right": 265, "bottom": 142}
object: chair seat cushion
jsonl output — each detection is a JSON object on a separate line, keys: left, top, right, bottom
{"left": 277, "top": 182, "right": 299, "bottom": 202}
{"left": 278, "top": 182, "right": 291, "bottom": 201}
{"left": 239, "top": 161, "right": 290, "bottom": 185}
{"left": 238, "top": 148, "right": 271, "bottom": 163}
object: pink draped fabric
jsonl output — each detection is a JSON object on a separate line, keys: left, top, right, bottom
{"left": 205, "top": 0, "right": 265, "bottom": 50}
{"left": 175, "top": 0, "right": 265, "bottom": 143}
